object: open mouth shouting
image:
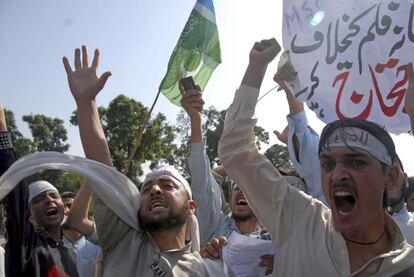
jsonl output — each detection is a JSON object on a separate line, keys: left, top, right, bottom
{"left": 148, "top": 198, "right": 168, "bottom": 212}
{"left": 334, "top": 191, "right": 356, "bottom": 215}
{"left": 234, "top": 195, "right": 251, "bottom": 211}
{"left": 332, "top": 185, "right": 357, "bottom": 217}
{"left": 44, "top": 207, "right": 59, "bottom": 218}
{"left": 237, "top": 198, "right": 248, "bottom": 207}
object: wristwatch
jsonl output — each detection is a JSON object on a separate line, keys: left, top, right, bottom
{"left": 0, "top": 131, "right": 13, "bottom": 150}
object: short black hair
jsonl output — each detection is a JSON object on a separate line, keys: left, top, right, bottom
{"left": 61, "top": 191, "right": 76, "bottom": 199}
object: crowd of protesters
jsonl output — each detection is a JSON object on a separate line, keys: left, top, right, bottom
{"left": 0, "top": 36, "right": 414, "bottom": 277}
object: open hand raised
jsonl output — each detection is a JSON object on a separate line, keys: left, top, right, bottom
{"left": 63, "top": 46, "right": 112, "bottom": 102}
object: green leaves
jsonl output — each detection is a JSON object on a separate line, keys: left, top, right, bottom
{"left": 174, "top": 106, "right": 273, "bottom": 172}
{"left": 22, "top": 114, "right": 69, "bottom": 153}
{"left": 5, "top": 109, "right": 22, "bottom": 142}
{"left": 71, "top": 95, "right": 177, "bottom": 185}
{"left": 5, "top": 110, "right": 75, "bottom": 191}
{"left": 6, "top": 95, "right": 291, "bottom": 190}
{"left": 264, "top": 144, "right": 292, "bottom": 170}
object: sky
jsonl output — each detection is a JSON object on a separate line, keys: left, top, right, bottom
{"left": 1, "top": 0, "right": 414, "bottom": 175}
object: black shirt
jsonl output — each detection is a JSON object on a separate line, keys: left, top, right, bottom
{"left": 0, "top": 146, "right": 79, "bottom": 277}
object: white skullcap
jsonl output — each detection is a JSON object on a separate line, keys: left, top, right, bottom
{"left": 142, "top": 165, "right": 192, "bottom": 199}
{"left": 28, "top": 180, "right": 59, "bottom": 203}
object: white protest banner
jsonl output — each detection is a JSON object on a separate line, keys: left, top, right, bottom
{"left": 282, "top": 0, "right": 414, "bottom": 134}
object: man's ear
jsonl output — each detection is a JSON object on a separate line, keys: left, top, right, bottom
{"left": 28, "top": 216, "right": 36, "bottom": 226}
{"left": 28, "top": 215, "right": 40, "bottom": 229}
{"left": 188, "top": 200, "right": 197, "bottom": 215}
{"left": 386, "top": 164, "right": 400, "bottom": 190}
{"left": 28, "top": 205, "right": 39, "bottom": 228}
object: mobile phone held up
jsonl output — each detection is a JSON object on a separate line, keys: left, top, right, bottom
{"left": 181, "top": 76, "right": 196, "bottom": 93}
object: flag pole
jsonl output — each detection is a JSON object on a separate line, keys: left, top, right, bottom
{"left": 123, "top": 89, "right": 162, "bottom": 174}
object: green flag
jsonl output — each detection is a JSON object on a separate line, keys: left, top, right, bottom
{"left": 159, "top": 0, "right": 221, "bottom": 106}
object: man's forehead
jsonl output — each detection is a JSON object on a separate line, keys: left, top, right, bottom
{"left": 36, "top": 189, "right": 60, "bottom": 196}
{"left": 330, "top": 127, "right": 370, "bottom": 145}
{"left": 31, "top": 190, "right": 61, "bottom": 203}
{"left": 144, "top": 176, "right": 176, "bottom": 186}
{"left": 142, "top": 176, "right": 184, "bottom": 192}
{"left": 321, "top": 126, "right": 392, "bottom": 165}
{"left": 319, "top": 147, "right": 372, "bottom": 159}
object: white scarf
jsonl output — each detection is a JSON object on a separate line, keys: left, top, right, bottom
{"left": 0, "top": 151, "right": 200, "bottom": 251}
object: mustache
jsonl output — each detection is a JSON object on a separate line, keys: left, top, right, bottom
{"left": 331, "top": 182, "right": 357, "bottom": 197}
{"left": 146, "top": 196, "right": 166, "bottom": 207}
{"left": 332, "top": 182, "right": 353, "bottom": 190}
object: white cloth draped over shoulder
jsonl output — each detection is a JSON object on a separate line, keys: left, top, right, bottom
{"left": 0, "top": 151, "right": 141, "bottom": 231}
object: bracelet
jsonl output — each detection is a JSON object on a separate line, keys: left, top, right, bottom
{"left": 0, "top": 132, "right": 13, "bottom": 150}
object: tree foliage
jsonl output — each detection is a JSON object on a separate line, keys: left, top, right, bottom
{"left": 21, "top": 114, "right": 71, "bottom": 188}
{"left": 23, "top": 170, "right": 85, "bottom": 194}
{"left": 7, "top": 110, "right": 70, "bottom": 155}
{"left": 5, "top": 110, "right": 84, "bottom": 192}
{"left": 5, "top": 109, "right": 35, "bottom": 157}
{"left": 174, "top": 106, "right": 270, "bottom": 171}
{"left": 264, "top": 143, "right": 292, "bottom": 169}
{"left": 13, "top": 137, "right": 35, "bottom": 158}
{"left": 59, "top": 172, "right": 85, "bottom": 192}
{"left": 22, "top": 114, "right": 69, "bottom": 152}
{"left": 71, "top": 95, "right": 177, "bottom": 184}
{"left": 5, "top": 95, "right": 291, "bottom": 190}
{"left": 5, "top": 109, "right": 22, "bottom": 142}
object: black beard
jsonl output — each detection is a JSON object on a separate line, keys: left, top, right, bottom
{"left": 138, "top": 204, "right": 190, "bottom": 233}
{"left": 231, "top": 213, "right": 255, "bottom": 223}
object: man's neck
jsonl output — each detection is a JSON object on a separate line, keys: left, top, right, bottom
{"left": 46, "top": 226, "right": 63, "bottom": 243}
{"left": 63, "top": 229, "right": 82, "bottom": 243}
{"left": 151, "top": 225, "right": 187, "bottom": 252}
{"left": 235, "top": 217, "right": 258, "bottom": 234}
{"left": 343, "top": 212, "right": 393, "bottom": 273}
{"left": 390, "top": 201, "right": 404, "bottom": 215}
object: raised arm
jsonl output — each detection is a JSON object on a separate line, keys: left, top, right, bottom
{"left": 0, "top": 103, "right": 31, "bottom": 277}
{"left": 274, "top": 52, "right": 304, "bottom": 117}
{"left": 63, "top": 184, "right": 95, "bottom": 239}
{"left": 63, "top": 46, "right": 112, "bottom": 165}
{"left": 218, "top": 39, "right": 322, "bottom": 244}
{"left": 181, "top": 83, "right": 231, "bottom": 244}
{"left": 273, "top": 54, "right": 325, "bottom": 203}
{"left": 63, "top": 46, "right": 130, "bottom": 253}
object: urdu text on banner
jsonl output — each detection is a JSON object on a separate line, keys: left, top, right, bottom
{"left": 282, "top": 0, "right": 414, "bottom": 134}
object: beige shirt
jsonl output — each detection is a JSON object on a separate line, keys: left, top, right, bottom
{"left": 0, "top": 150, "right": 219, "bottom": 277}
{"left": 94, "top": 196, "right": 211, "bottom": 277}
{"left": 218, "top": 85, "right": 414, "bottom": 277}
